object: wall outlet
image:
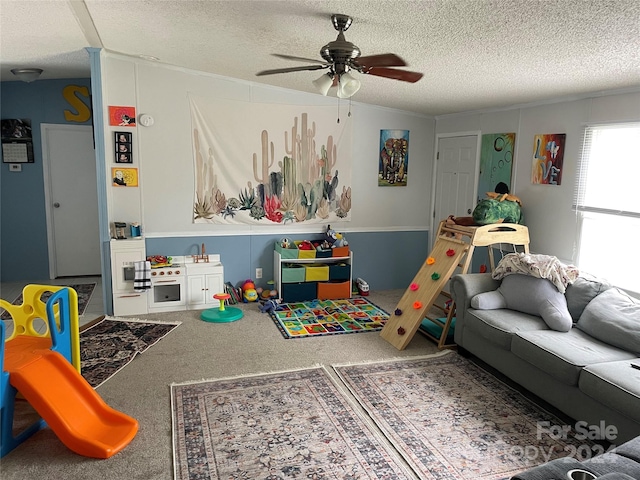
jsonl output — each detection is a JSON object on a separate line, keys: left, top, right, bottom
{"left": 255, "top": 267, "right": 263, "bottom": 279}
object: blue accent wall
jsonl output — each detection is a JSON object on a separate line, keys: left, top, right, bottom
{"left": 0, "top": 78, "right": 92, "bottom": 281}
{"left": 146, "top": 230, "right": 429, "bottom": 291}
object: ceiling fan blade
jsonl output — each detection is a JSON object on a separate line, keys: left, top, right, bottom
{"left": 272, "top": 53, "right": 328, "bottom": 65}
{"left": 256, "top": 64, "right": 329, "bottom": 76}
{"left": 364, "top": 67, "right": 424, "bottom": 83}
{"left": 353, "top": 53, "right": 407, "bottom": 68}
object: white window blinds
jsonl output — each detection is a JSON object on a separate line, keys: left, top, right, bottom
{"left": 574, "top": 123, "right": 640, "bottom": 217}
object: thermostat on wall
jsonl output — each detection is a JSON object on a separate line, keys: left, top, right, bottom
{"left": 139, "top": 114, "right": 154, "bottom": 127}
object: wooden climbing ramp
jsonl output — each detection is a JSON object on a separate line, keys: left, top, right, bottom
{"left": 380, "top": 221, "right": 530, "bottom": 350}
{"left": 380, "top": 235, "right": 468, "bottom": 350}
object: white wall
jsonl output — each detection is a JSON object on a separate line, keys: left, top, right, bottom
{"left": 100, "top": 52, "right": 435, "bottom": 238}
{"left": 436, "top": 90, "right": 640, "bottom": 264}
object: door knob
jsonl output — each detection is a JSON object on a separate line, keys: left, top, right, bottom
{"left": 467, "top": 208, "right": 472, "bottom": 214}
{"left": 54, "top": 202, "right": 60, "bottom": 208}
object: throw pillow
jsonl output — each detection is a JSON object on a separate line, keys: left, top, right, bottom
{"left": 471, "top": 274, "right": 573, "bottom": 332}
{"left": 576, "top": 288, "right": 640, "bottom": 354}
{"left": 564, "top": 273, "right": 611, "bottom": 321}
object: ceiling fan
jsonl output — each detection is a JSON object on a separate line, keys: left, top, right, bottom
{"left": 256, "top": 14, "right": 424, "bottom": 98}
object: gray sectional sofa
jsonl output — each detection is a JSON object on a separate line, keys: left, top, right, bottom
{"left": 450, "top": 272, "right": 640, "bottom": 444}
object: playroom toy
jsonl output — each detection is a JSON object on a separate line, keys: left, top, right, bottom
{"left": 200, "top": 293, "right": 244, "bottom": 323}
{"left": 356, "top": 278, "right": 369, "bottom": 296}
{"left": 1, "top": 285, "right": 138, "bottom": 458}
{"left": 380, "top": 220, "right": 529, "bottom": 350}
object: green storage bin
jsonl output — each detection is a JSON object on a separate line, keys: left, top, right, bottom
{"left": 275, "top": 241, "right": 299, "bottom": 259}
{"left": 282, "top": 264, "right": 306, "bottom": 283}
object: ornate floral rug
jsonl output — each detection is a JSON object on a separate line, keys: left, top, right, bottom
{"left": 334, "top": 352, "right": 592, "bottom": 480}
{"left": 1, "top": 283, "right": 96, "bottom": 320}
{"left": 81, "top": 316, "right": 180, "bottom": 388}
{"left": 269, "top": 297, "right": 389, "bottom": 339}
{"left": 171, "top": 367, "right": 415, "bottom": 480}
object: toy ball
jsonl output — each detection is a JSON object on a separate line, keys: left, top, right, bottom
{"left": 281, "top": 237, "right": 291, "bottom": 248}
{"left": 244, "top": 288, "right": 258, "bottom": 302}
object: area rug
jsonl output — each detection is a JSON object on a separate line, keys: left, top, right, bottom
{"left": 171, "top": 367, "right": 414, "bottom": 480}
{"left": 1, "top": 283, "right": 96, "bottom": 320}
{"left": 81, "top": 316, "right": 181, "bottom": 388}
{"left": 269, "top": 297, "right": 389, "bottom": 339}
{"left": 333, "top": 352, "right": 593, "bottom": 480}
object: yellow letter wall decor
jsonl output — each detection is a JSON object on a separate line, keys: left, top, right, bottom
{"left": 63, "top": 85, "right": 91, "bottom": 122}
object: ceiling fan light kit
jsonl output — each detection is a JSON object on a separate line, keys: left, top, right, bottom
{"left": 256, "top": 13, "right": 423, "bottom": 99}
{"left": 10, "top": 68, "right": 43, "bottom": 83}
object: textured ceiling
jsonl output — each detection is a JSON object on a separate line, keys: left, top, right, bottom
{"left": 1, "top": 0, "right": 639, "bottom": 116}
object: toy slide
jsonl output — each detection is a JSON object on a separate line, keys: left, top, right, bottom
{"left": 7, "top": 348, "right": 138, "bottom": 458}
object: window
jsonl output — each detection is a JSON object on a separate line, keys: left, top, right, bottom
{"left": 574, "top": 123, "right": 640, "bottom": 293}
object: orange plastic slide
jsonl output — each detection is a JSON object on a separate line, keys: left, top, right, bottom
{"left": 6, "top": 347, "right": 138, "bottom": 458}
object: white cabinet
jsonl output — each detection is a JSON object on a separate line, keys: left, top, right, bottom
{"left": 185, "top": 255, "right": 224, "bottom": 310}
{"left": 110, "top": 238, "right": 148, "bottom": 316}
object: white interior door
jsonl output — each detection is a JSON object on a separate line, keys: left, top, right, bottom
{"left": 42, "top": 124, "right": 101, "bottom": 277}
{"left": 433, "top": 135, "right": 479, "bottom": 231}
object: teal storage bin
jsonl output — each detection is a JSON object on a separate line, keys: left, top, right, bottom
{"left": 282, "top": 264, "right": 306, "bottom": 283}
{"left": 275, "top": 241, "right": 299, "bottom": 260}
{"left": 329, "top": 263, "right": 350, "bottom": 281}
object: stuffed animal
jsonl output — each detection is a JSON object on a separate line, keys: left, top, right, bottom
{"left": 259, "top": 299, "right": 281, "bottom": 313}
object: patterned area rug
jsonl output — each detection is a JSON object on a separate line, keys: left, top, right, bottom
{"left": 0, "top": 283, "right": 96, "bottom": 320}
{"left": 171, "top": 367, "right": 414, "bottom": 480}
{"left": 334, "top": 352, "right": 592, "bottom": 480}
{"left": 81, "top": 316, "right": 180, "bottom": 388}
{"left": 269, "top": 297, "right": 389, "bottom": 338}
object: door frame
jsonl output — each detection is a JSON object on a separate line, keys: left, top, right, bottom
{"left": 429, "top": 131, "right": 482, "bottom": 250}
{"left": 41, "top": 123, "right": 97, "bottom": 279}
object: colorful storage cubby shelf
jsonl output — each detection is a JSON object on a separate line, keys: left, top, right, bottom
{"left": 317, "top": 280, "right": 351, "bottom": 300}
{"left": 304, "top": 265, "right": 329, "bottom": 282}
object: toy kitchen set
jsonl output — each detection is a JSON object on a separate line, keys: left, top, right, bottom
{"left": 110, "top": 237, "right": 224, "bottom": 316}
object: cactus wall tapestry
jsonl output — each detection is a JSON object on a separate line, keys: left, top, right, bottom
{"left": 378, "top": 129, "right": 409, "bottom": 186}
{"left": 531, "top": 133, "right": 566, "bottom": 185}
{"left": 190, "top": 95, "right": 352, "bottom": 224}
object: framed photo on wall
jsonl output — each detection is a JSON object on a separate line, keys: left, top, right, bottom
{"left": 114, "top": 131, "right": 133, "bottom": 163}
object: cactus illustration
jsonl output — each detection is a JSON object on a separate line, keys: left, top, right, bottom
{"left": 238, "top": 181, "right": 257, "bottom": 210}
{"left": 250, "top": 205, "right": 265, "bottom": 220}
{"left": 306, "top": 179, "right": 324, "bottom": 219}
{"left": 285, "top": 113, "right": 319, "bottom": 186}
{"left": 264, "top": 195, "right": 283, "bottom": 223}
{"left": 194, "top": 193, "right": 214, "bottom": 220}
{"left": 269, "top": 171, "right": 283, "bottom": 198}
{"left": 253, "top": 130, "right": 275, "bottom": 195}
{"left": 316, "top": 197, "right": 330, "bottom": 219}
{"left": 336, "top": 186, "right": 351, "bottom": 218}
{"left": 211, "top": 189, "right": 227, "bottom": 215}
{"left": 294, "top": 203, "right": 307, "bottom": 222}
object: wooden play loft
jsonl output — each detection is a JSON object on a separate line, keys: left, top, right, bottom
{"left": 380, "top": 220, "right": 530, "bottom": 350}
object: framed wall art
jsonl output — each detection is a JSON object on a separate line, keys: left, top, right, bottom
{"left": 114, "top": 131, "right": 133, "bottom": 163}
{"left": 112, "top": 167, "right": 138, "bottom": 187}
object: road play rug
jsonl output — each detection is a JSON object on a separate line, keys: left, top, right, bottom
{"left": 0, "top": 283, "right": 96, "bottom": 320}
{"left": 268, "top": 297, "right": 389, "bottom": 339}
{"left": 80, "top": 316, "right": 180, "bottom": 388}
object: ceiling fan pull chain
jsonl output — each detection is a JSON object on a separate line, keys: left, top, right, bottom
{"left": 337, "top": 96, "right": 340, "bottom": 124}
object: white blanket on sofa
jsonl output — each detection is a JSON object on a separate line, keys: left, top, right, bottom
{"left": 492, "top": 252, "right": 579, "bottom": 293}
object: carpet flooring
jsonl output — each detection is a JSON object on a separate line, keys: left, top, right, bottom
{"left": 81, "top": 316, "right": 181, "bottom": 388}
{"left": 173, "top": 351, "right": 594, "bottom": 480}
{"left": 1, "top": 283, "right": 96, "bottom": 320}
{"left": 269, "top": 297, "right": 389, "bottom": 339}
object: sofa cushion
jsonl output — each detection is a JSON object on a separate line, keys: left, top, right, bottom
{"left": 471, "top": 274, "right": 572, "bottom": 332}
{"left": 463, "top": 308, "right": 548, "bottom": 350}
{"left": 512, "top": 329, "right": 637, "bottom": 386}
{"left": 576, "top": 288, "right": 640, "bottom": 355}
{"left": 579, "top": 360, "right": 640, "bottom": 424}
{"left": 565, "top": 274, "right": 611, "bottom": 321}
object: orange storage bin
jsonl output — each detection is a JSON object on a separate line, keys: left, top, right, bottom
{"left": 317, "top": 281, "right": 351, "bottom": 300}
{"left": 332, "top": 246, "right": 350, "bottom": 257}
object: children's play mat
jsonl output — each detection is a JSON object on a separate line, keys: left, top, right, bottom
{"left": 268, "top": 297, "right": 390, "bottom": 339}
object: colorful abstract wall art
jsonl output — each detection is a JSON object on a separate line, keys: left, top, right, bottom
{"left": 478, "top": 133, "right": 516, "bottom": 201}
{"left": 189, "top": 94, "right": 352, "bottom": 225}
{"left": 108, "top": 106, "right": 136, "bottom": 127}
{"left": 112, "top": 167, "right": 138, "bottom": 187}
{"left": 378, "top": 129, "right": 409, "bottom": 186}
{"left": 531, "top": 133, "right": 566, "bottom": 185}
